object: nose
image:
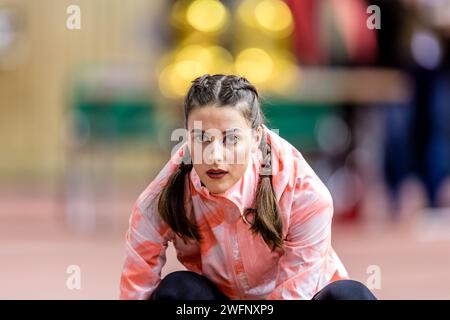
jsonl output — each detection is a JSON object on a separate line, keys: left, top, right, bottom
{"left": 205, "top": 140, "right": 224, "bottom": 165}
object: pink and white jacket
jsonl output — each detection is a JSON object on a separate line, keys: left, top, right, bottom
{"left": 119, "top": 124, "right": 349, "bottom": 300}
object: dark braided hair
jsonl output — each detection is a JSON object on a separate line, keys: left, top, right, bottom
{"left": 158, "top": 74, "right": 283, "bottom": 250}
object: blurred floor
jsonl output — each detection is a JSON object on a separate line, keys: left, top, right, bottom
{"left": 1, "top": 186, "right": 450, "bottom": 300}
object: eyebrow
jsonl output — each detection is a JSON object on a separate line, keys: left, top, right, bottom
{"left": 190, "top": 128, "right": 241, "bottom": 135}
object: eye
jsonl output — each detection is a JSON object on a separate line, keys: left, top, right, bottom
{"left": 224, "top": 134, "right": 239, "bottom": 145}
{"left": 195, "top": 132, "right": 209, "bottom": 143}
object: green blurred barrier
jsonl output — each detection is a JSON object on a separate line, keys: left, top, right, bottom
{"left": 72, "top": 82, "right": 158, "bottom": 145}
{"left": 76, "top": 100, "right": 157, "bottom": 143}
{"left": 263, "top": 99, "right": 342, "bottom": 152}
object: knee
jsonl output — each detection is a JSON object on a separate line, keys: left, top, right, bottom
{"left": 151, "top": 271, "right": 221, "bottom": 300}
{"left": 151, "top": 271, "right": 198, "bottom": 300}
{"left": 314, "top": 280, "right": 377, "bottom": 300}
{"left": 160, "top": 270, "right": 201, "bottom": 286}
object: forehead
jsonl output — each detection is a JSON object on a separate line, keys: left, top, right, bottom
{"left": 187, "top": 105, "right": 250, "bottom": 130}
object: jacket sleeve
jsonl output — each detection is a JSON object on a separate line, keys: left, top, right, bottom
{"left": 265, "top": 159, "right": 337, "bottom": 300}
{"left": 119, "top": 200, "right": 172, "bottom": 300}
{"left": 119, "top": 143, "right": 187, "bottom": 299}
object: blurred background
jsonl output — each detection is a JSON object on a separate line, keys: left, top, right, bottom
{"left": 1, "top": 0, "right": 450, "bottom": 299}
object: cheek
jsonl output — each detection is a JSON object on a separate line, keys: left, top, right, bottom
{"left": 229, "top": 163, "right": 248, "bottom": 180}
{"left": 189, "top": 141, "right": 207, "bottom": 165}
{"left": 228, "top": 145, "right": 251, "bottom": 177}
{"left": 190, "top": 143, "right": 200, "bottom": 164}
{"left": 231, "top": 141, "right": 251, "bottom": 165}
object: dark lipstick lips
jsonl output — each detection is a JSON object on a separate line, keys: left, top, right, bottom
{"left": 206, "top": 169, "right": 228, "bottom": 174}
{"left": 206, "top": 169, "right": 228, "bottom": 179}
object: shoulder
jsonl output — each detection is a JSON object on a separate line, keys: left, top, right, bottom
{"left": 265, "top": 124, "right": 330, "bottom": 194}
{"left": 133, "top": 142, "right": 189, "bottom": 238}
{"left": 264, "top": 125, "right": 333, "bottom": 230}
{"left": 264, "top": 125, "right": 307, "bottom": 197}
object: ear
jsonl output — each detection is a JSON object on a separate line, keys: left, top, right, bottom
{"left": 251, "top": 125, "right": 263, "bottom": 153}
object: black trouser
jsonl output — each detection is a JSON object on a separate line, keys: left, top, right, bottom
{"left": 150, "top": 271, "right": 377, "bottom": 300}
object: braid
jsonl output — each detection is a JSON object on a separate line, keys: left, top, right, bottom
{"left": 230, "top": 76, "right": 259, "bottom": 97}
{"left": 193, "top": 74, "right": 211, "bottom": 89}
{"left": 158, "top": 146, "right": 197, "bottom": 244}
{"left": 243, "top": 128, "right": 283, "bottom": 251}
{"left": 259, "top": 129, "right": 272, "bottom": 176}
{"left": 179, "top": 161, "right": 193, "bottom": 174}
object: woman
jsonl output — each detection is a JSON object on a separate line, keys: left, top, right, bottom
{"left": 119, "top": 74, "right": 376, "bottom": 300}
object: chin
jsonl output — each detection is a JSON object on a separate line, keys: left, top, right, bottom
{"left": 204, "top": 180, "right": 233, "bottom": 194}
{"left": 206, "top": 184, "right": 229, "bottom": 194}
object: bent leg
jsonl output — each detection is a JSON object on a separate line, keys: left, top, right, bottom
{"left": 312, "top": 280, "right": 377, "bottom": 300}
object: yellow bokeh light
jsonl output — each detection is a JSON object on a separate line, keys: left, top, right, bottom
{"left": 158, "top": 46, "right": 299, "bottom": 97}
{"left": 235, "top": 48, "right": 273, "bottom": 84}
{"left": 158, "top": 44, "right": 235, "bottom": 99}
{"left": 206, "top": 46, "right": 234, "bottom": 74}
{"left": 255, "top": 0, "right": 293, "bottom": 37}
{"left": 174, "top": 60, "right": 207, "bottom": 81}
{"left": 186, "top": 0, "right": 228, "bottom": 33}
{"left": 175, "top": 45, "right": 212, "bottom": 64}
{"left": 174, "top": 44, "right": 233, "bottom": 74}
{"left": 159, "top": 61, "right": 206, "bottom": 99}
